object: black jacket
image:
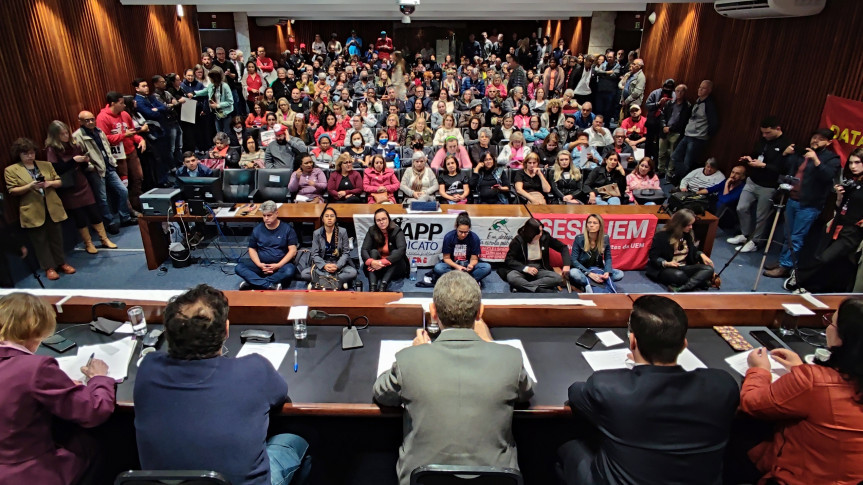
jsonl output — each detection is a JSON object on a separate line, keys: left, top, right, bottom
{"left": 498, "top": 232, "right": 572, "bottom": 280}
{"left": 785, "top": 148, "right": 841, "bottom": 209}
{"left": 661, "top": 100, "right": 692, "bottom": 135}
{"left": 361, "top": 224, "right": 408, "bottom": 269}
{"left": 586, "top": 166, "right": 626, "bottom": 198}
{"left": 747, "top": 134, "right": 792, "bottom": 189}
{"left": 551, "top": 174, "right": 590, "bottom": 203}
{"left": 646, "top": 230, "right": 702, "bottom": 280}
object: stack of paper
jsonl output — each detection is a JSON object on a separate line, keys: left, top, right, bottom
{"left": 582, "top": 348, "right": 707, "bottom": 372}
{"left": 236, "top": 342, "right": 291, "bottom": 370}
{"left": 725, "top": 351, "right": 789, "bottom": 382}
{"left": 55, "top": 337, "right": 137, "bottom": 382}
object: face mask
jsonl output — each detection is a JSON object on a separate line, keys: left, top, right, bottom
{"left": 333, "top": 94, "right": 340, "bottom": 102}
{"left": 379, "top": 138, "right": 388, "bottom": 145}
{"left": 352, "top": 139, "right": 363, "bottom": 147}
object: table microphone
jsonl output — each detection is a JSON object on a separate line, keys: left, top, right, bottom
{"left": 309, "top": 310, "right": 364, "bottom": 350}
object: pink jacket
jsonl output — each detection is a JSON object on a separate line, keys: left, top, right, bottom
{"left": 363, "top": 167, "right": 400, "bottom": 203}
{"left": 430, "top": 146, "right": 472, "bottom": 170}
{"left": 514, "top": 114, "right": 531, "bottom": 130}
{"left": 625, "top": 172, "right": 661, "bottom": 202}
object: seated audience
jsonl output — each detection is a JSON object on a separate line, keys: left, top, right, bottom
{"left": 437, "top": 155, "right": 471, "bottom": 204}
{"left": 327, "top": 153, "right": 364, "bottom": 203}
{"left": 625, "top": 157, "right": 662, "bottom": 204}
{"left": 431, "top": 136, "right": 471, "bottom": 170}
{"left": 400, "top": 152, "right": 438, "bottom": 203}
{"left": 497, "top": 131, "right": 531, "bottom": 169}
{"left": 573, "top": 102, "right": 595, "bottom": 130}
{"left": 602, "top": 128, "right": 635, "bottom": 169}
{"left": 586, "top": 152, "right": 626, "bottom": 205}
{"left": 374, "top": 270, "right": 533, "bottom": 485}
{"left": 468, "top": 127, "right": 499, "bottom": 165}
{"left": 540, "top": 98, "right": 564, "bottom": 129}
{"left": 264, "top": 124, "right": 307, "bottom": 170}
{"left": 176, "top": 151, "right": 213, "bottom": 179}
{"left": 568, "top": 214, "right": 624, "bottom": 290}
{"left": 361, "top": 208, "right": 408, "bottom": 291}
{"left": 698, "top": 164, "right": 747, "bottom": 232}
{"left": 432, "top": 113, "right": 464, "bottom": 146}
{"left": 530, "top": 87, "right": 548, "bottom": 114}
{"left": 462, "top": 114, "right": 483, "bottom": 144}
{"left": 739, "top": 298, "right": 863, "bottom": 485}
{"left": 558, "top": 295, "right": 739, "bottom": 485}
{"left": 245, "top": 102, "right": 267, "bottom": 129}
{"left": 513, "top": 103, "right": 532, "bottom": 129}
{"left": 679, "top": 157, "right": 725, "bottom": 192}
{"left": 523, "top": 115, "right": 549, "bottom": 144}
{"left": 363, "top": 154, "right": 399, "bottom": 204}
{"left": 134, "top": 285, "right": 310, "bottom": 485}
{"left": 227, "top": 115, "right": 247, "bottom": 148}
{"left": 291, "top": 114, "right": 314, "bottom": 146}
{"left": 236, "top": 200, "right": 298, "bottom": 290}
{"left": 491, "top": 113, "right": 516, "bottom": 144}
{"left": 205, "top": 131, "right": 239, "bottom": 168}
{"left": 383, "top": 113, "right": 406, "bottom": 146}
{"left": 344, "top": 115, "right": 374, "bottom": 147}
{"left": 288, "top": 154, "right": 327, "bottom": 203}
{"left": 310, "top": 133, "right": 337, "bottom": 170}
{"left": 534, "top": 133, "right": 561, "bottom": 167}
{"left": 620, "top": 104, "right": 647, "bottom": 148}
{"left": 500, "top": 218, "right": 570, "bottom": 293}
{"left": 0, "top": 292, "right": 114, "bottom": 485}
{"left": 571, "top": 132, "right": 602, "bottom": 170}
{"left": 584, "top": 114, "right": 614, "bottom": 148}
{"left": 405, "top": 117, "right": 433, "bottom": 147}
{"left": 239, "top": 135, "right": 265, "bottom": 169}
{"left": 345, "top": 132, "right": 374, "bottom": 167}
{"left": 433, "top": 213, "right": 491, "bottom": 282}
{"left": 514, "top": 153, "right": 551, "bottom": 204}
{"left": 551, "top": 151, "right": 589, "bottom": 204}
{"left": 300, "top": 207, "right": 358, "bottom": 288}
{"left": 646, "top": 208, "right": 715, "bottom": 291}
{"left": 471, "top": 152, "right": 511, "bottom": 204}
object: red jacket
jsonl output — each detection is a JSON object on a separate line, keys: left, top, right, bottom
{"left": 96, "top": 106, "right": 143, "bottom": 155}
{"left": 741, "top": 364, "right": 863, "bottom": 485}
{"left": 0, "top": 345, "right": 115, "bottom": 485}
{"left": 363, "top": 167, "right": 399, "bottom": 203}
{"left": 327, "top": 170, "right": 364, "bottom": 200}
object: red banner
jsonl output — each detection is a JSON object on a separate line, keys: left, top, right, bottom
{"left": 820, "top": 95, "right": 863, "bottom": 163}
{"left": 533, "top": 213, "right": 658, "bottom": 270}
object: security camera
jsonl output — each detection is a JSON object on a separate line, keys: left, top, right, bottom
{"left": 399, "top": 5, "right": 415, "bottom": 15}
{"left": 401, "top": 15, "right": 412, "bottom": 23}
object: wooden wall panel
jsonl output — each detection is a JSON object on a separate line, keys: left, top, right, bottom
{"left": 0, "top": 0, "right": 200, "bottom": 168}
{"left": 640, "top": 1, "right": 863, "bottom": 172}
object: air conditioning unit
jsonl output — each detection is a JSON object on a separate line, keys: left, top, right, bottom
{"left": 714, "top": 0, "right": 825, "bottom": 19}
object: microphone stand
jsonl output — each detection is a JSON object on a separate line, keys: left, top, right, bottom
{"left": 309, "top": 309, "right": 366, "bottom": 350}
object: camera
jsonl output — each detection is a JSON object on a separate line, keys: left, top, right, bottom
{"left": 841, "top": 179, "right": 861, "bottom": 191}
{"left": 399, "top": 5, "right": 415, "bottom": 14}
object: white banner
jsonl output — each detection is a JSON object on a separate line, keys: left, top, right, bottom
{"left": 353, "top": 213, "right": 529, "bottom": 267}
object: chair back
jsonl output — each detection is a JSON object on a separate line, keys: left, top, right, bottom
{"left": 222, "top": 169, "right": 256, "bottom": 202}
{"left": 114, "top": 470, "right": 231, "bottom": 485}
{"left": 410, "top": 465, "right": 523, "bottom": 485}
{"left": 255, "top": 169, "right": 292, "bottom": 203}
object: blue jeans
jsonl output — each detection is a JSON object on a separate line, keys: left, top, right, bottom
{"left": 85, "top": 170, "right": 112, "bottom": 223}
{"left": 215, "top": 115, "right": 232, "bottom": 136}
{"left": 778, "top": 199, "right": 821, "bottom": 270}
{"left": 593, "top": 91, "right": 616, "bottom": 124}
{"left": 166, "top": 123, "right": 183, "bottom": 168}
{"left": 569, "top": 268, "right": 624, "bottom": 288}
{"left": 596, "top": 197, "right": 621, "bottom": 205}
{"left": 236, "top": 260, "right": 297, "bottom": 288}
{"left": 105, "top": 169, "right": 132, "bottom": 222}
{"left": 267, "top": 433, "right": 311, "bottom": 485}
{"left": 670, "top": 136, "right": 707, "bottom": 177}
{"left": 433, "top": 261, "right": 492, "bottom": 282}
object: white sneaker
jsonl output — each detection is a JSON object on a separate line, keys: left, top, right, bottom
{"left": 726, "top": 234, "right": 747, "bottom": 245}
{"left": 736, "top": 241, "right": 758, "bottom": 253}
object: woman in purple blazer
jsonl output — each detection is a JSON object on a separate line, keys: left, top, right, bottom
{"left": 0, "top": 293, "right": 115, "bottom": 485}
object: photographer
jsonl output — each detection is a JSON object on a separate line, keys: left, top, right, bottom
{"left": 764, "top": 128, "right": 841, "bottom": 279}
{"left": 791, "top": 148, "right": 863, "bottom": 292}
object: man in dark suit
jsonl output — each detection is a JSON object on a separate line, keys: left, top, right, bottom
{"left": 374, "top": 270, "right": 534, "bottom": 485}
{"left": 558, "top": 295, "right": 739, "bottom": 485}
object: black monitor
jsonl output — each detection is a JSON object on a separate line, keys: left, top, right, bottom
{"left": 177, "top": 176, "right": 222, "bottom": 203}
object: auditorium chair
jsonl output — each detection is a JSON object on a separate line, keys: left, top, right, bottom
{"left": 250, "top": 169, "right": 292, "bottom": 203}
{"left": 221, "top": 169, "right": 256, "bottom": 202}
{"left": 410, "top": 465, "right": 523, "bottom": 485}
{"left": 114, "top": 470, "right": 231, "bottom": 485}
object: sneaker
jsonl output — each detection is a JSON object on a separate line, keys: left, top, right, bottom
{"left": 736, "top": 241, "right": 757, "bottom": 253}
{"left": 726, "top": 234, "right": 747, "bottom": 245}
{"left": 783, "top": 271, "right": 798, "bottom": 291}
{"left": 238, "top": 281, "right": 252, "bottom": 291}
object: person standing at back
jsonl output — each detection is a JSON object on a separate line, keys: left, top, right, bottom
{"left": 558, "top": 295, "right": 739, "bottom": 485}
{"left": 374, "top": 270, "right": 534, "bottom": 485}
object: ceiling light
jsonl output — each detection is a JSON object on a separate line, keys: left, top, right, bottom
{"left": 176, "top": 4, "right": 184, "bottom": 17}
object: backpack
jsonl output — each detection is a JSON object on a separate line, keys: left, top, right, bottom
{"left": 662, "top": 191, "right": 710, "bottom": 216}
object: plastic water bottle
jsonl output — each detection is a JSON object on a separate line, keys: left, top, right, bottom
{"left": 410, "top": 259, "right": 417, "bottom": 281}
{"left": 393, "top": 152, "right": 401, "bottom": 169}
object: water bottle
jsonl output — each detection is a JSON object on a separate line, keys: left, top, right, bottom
{"left": 393, "top": 152, "right": 401, "bottom": 169}
{"left": 293, "top": 318, "right": 308, "bottom": 340}
{"left": 409, "top": 258, "right": 417, "bottom": 281}
{"left": 127, "top": 306, "right": 147, "bottom": 337}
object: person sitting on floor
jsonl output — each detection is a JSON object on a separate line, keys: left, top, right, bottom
{"left": 433, "top": 212, "right": 492, "bottom": 283}
{"left": 499, "top": 218, "right": 570, "bottom": 293}
{"left": 679, "top": 157, "right": 725, "bottom": 192}
{"left": 361, "top": 208, "right": 409, "bottom": 292}
{"left": 557, "top": 295, "right": 739, "bottom": 485}
{"left": 300, "top": 207, "right": 357, "bottom": 289}
{"left": 236, "top": 200, "right": 298, "bottom": 290}
{"left": 646, "top": 208, "right": 715, "bottom": 292}
{"left": 569, "top": 214, "right": 624, "bottom": 291}
{"left": 134, "top": 284, "right": 311, "bottom": 485}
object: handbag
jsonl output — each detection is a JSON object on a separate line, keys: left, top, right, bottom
{"left": 633, "top": 188, "right": 666, "bottom": 204}
{"left": 664, "top": 191, "right": 710, "bottom": 215}
{"left": 595, "top": 183, "right": 621, "bottom": 199}
{"left": 371, "top": 192, "right": 390, "bottom": 203}
{"left": 311, "top": 267, "right": 341, "bottom": 290}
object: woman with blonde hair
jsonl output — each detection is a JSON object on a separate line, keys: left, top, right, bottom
{"left": 276, "top": 97, "right": 293, "bottom": 127}
{"left": 0, "top": 292, "right": 114, "bottom": 483}
{"left": 568, "top": 213, "right": 625, "bottom": 291}
{"left": 551, "top": 150, "right": 589, "bottom": 204}
{"left": 497, "top": 131, "right": 531, "bottom": 169}
{"left": 432, "top": 113, "right": 463, "bottom": 146}
{"left": 327, "top": 153, "right": 364, "bottom": 203}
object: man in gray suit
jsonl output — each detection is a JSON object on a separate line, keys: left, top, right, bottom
{"left": 374, "top": 271, "right": 535, "bottom": 485}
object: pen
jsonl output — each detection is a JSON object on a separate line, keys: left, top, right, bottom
{"left": 86, "top": 352, "right": 95, "bottom": 368}
{"left": 293, "top": 349, "right": 298, "bottom": 373}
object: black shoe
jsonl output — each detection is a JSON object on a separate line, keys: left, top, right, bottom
{"left": 238, "top": 281, "right": 252, "bottom": 291}
{"left": 120, "top": 218, "right": 138, "bottom": 227}
{"left": 379, "top": 280, "right": 389, "bottom": 292}
{"left": 106, "top": 223, "right": 120, "bottom": 235}
{"left": 368, "top": 282, "right": 378, "bottom": 292}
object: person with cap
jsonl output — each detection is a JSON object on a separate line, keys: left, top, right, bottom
{"left": 375, "top": 31, "right": 394, "bottom": 60}
{"left": 310, "top": 133, "right": 337, "bottom": 170}
{"left": 345, "top": 30, "right": 363, "bottom": 58}
{"left": 264, "top": 123, "right": 308, "bottom": 170}
{"left": 763, "top": 127, "right": 841, "bottom": 279}
{"left": 644, "top": 78, "right": 676, "bottom": 160}
{"left": 620, "top": 104, "right": 647, "bottom": 148}
{"left": 670, "top": 80, "right": 719, "bottom": 185}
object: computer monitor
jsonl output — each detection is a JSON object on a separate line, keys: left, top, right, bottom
{"left": 177, "top": 176, "right": 222, "bottom": 203}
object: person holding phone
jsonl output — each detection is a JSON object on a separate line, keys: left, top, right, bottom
{"left": 646, "top": 208, "right": 714, "bottom": 292}
{"left": 500, "top": 218, "right": 570, "bottom": 293}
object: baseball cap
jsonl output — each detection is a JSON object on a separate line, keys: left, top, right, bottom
{"left": 630, "top": 104, "right": 641, "bottom": 111}
{"left": 663, "top": 78, "right": 675, "bottom": 89}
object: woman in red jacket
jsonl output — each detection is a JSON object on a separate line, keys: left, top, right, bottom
{"left": 741, "top": 297, "right": 863, "bottom": 485}
{"left": 327, "top": 153, "right": 364, "bottom": 203}
{"left": 0, "top": 293, "right": 115, "bottom": 484}
{"left": 363, "top": 154, "right": 399, "bottom": 204}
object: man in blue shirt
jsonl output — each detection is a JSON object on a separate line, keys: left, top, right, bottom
{"left": 345, "top": 30, "right": 363, "bottom": 57}
{"left": 133, "top": 77, "right": 174, "bottom": 187}
{"left": 433, "top": 213, "right": 492, "bottom": 283}
{"left": 236, "top": 200, "right": 298, "bottom": 290}
{"left": 134, "top": 284, "right": 310, "bottom": 485}
{"left": 175, "top": 151, "right": 213, "bottom": 180}
{"left": 699, "top": 164, "right": 747, "bottom": 231}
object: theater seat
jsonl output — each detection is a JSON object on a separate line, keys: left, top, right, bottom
{"left": 252, "top": 169, "right": 292, "bottom": 203}
{"left": 114, "top": 470, "right": 231, "bottom": 485}
{"left": 410, "top": 465, "right": 523, "bottom": 485}
{"left": 222, "top": 169, "right": 256, "bottom": 202}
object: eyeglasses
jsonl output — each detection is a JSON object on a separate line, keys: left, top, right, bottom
{"left": 80, "top": 118, "right": 95, "bottom": 123}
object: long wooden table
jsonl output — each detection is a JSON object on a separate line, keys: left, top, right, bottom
{"left": 138, "top": 204, "right": 719, "bottom": 270}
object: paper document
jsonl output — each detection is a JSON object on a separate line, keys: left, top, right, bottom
{"left": 236, "top": 342, "right": 291, "bottom": 371}
{"left": 180, "top": 100, "right": 198, "bottom": 124}
{"left": 583, "top": 348, "right": 706, "bottom": 372}
{"left": 799, "top": 293, "right": 829, "bottom": 309}
{"left": 781, "top": 303, "right": 815, "bottom": 316}
{"left": 596, "top": 331, "right": 624, "bottom": 347}
{"left": 54, "top": 337, "right": 137, "bottom": 382}
{"left": 724, "top": 351, "right": 789, "bottom": 382}
{"left": 114, "top": 323, "right": 134, "bottom": 334}
{"left": 376, "top": 339, "right": 538, "bottom": 382}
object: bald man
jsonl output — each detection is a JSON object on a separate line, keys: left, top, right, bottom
{"left": 72, "top": 111, "right": 136, "bottom": 234}
{"left": 619, "top": 58, "right": 646, "bottom": 115}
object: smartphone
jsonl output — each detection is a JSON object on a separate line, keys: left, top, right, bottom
{"left": 750, "top": 330, "right": 783, "bottom": 351}
{"left": 576, "top": 329, "right": 600, "bottom": 350}
{"left": 41, "top": 334, "right": 77, "bottom": 353}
